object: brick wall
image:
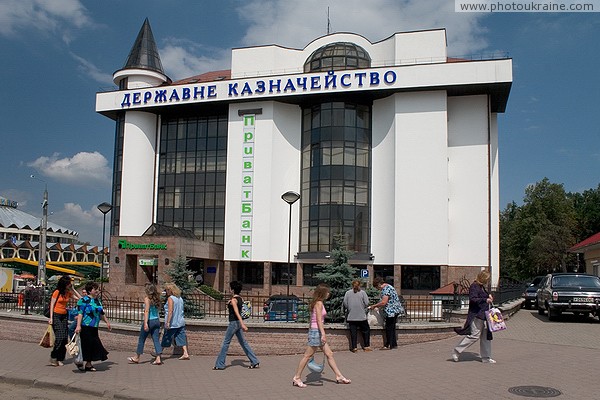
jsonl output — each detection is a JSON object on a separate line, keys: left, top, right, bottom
{"left": 0, "top": 313, "right": 457, "bottom": 356}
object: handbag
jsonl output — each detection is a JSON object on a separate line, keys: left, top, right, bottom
{"left": 66, "top": 333, "right": 80, "bottom": 356}
{"left": 161, "top": 329, "right": 174, "bottom": 348}
{"left": 241, "top": 300, "right": 251, "bottom": 320}
{"left": 485, "top": 306, "right": 507, "bottom": 332}
{"left": 307, "top": 353, "right": 325, "bottom": 373}
{"left": 39, "top": 325, "right": 55, "bottom": 348}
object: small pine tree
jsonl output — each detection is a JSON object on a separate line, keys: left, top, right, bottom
{"left": 164, "top": 255, "right": 197, "bottom": 295}
{"left": 164, "top": 255, "right": 200, "bottom": 317}
{"left": 315, "top": 234, "right": 357, "bottom": 321}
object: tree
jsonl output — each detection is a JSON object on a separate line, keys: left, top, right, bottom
{"left": 500, "top": 178, "right": 578, "bottom": 279}
{"left": 163, "top": 255, "right": 200, "bottom": 316}
{"left": 164, "top": 255, "right": 197, "bottom": 295}
{"left": 569, "top": 184, "right": 600, "bottom": 241}
{"left": 315, "top": 234, "right": 357, "bottom": 321}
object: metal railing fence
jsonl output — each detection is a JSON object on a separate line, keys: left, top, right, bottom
{"left": 1, "top": 284, "right": 525, "bottom": 324}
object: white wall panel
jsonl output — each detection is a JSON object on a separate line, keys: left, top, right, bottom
{"left": 371, "top": 96, "right": 397, "bottom": 263}
{"left": 224, "top": 102, "right": 301, "bottom": 262}
{"left": 372, "top": 91, "right": 449, "bottom": 265}
{"left": 447, "top": 96, "right": 489, "bottom": 266}
{"left": 119, "top": 111, "right": 157, "bottom": 236}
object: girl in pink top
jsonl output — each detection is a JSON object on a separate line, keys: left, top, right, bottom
{"left": 292, "top": 284, "right": 351, "bottom": 388}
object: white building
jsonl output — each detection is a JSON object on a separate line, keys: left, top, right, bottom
{"left": 96, "top": 20, "right": 512, "bottom": 296}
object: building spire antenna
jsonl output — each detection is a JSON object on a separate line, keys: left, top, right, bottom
{"left": 327, "top": 7, "right": 331, "bottom": 35}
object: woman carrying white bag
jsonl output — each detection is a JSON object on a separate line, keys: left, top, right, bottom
{"left": 451, "top": 270, "right": 497, "bottom": 364}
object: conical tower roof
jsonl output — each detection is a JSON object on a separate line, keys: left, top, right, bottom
{"left": 122, "top": 18, "right": 165, "bottom": 75}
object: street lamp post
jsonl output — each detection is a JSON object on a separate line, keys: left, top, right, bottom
{"left": 97, "top": 202, "right": 113, "bottom": 302}
{"left": 30, "top": 175, "right": 48, "bottom": 286}
{"left": 281, "top": 191, "right": 300, "bottom": 322}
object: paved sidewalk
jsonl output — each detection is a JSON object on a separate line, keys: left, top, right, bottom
{"left": 1, "top": 310, "right": 599, "bottom": 399}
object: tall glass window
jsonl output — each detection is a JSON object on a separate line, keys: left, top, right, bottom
{"left": 300, "top": 102, "right": 371, "bottom": 254}
{"left": 157, "top": 114, "right": 228, "bottom": 243}
{"left": 110, "top": 113, "right": 124, "bottom": 236}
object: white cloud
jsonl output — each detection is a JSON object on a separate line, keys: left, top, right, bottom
{"left": 51, "top": 202, "right": 105, "bottom": 245}
{"left": 70, "top": 52, "right": 114, "bottom": 85}
{"left": 235, "top": 0, "right": 488, "bottom": 56}
{"left": 28, "top": 152, "right": 111, "bottom": 187}
{"left": 160, "top": 39, "right": 232, "bottom": 81}
{"left": 159, "top": 0, "right": 490, "bottom": 80}
{"left": 0, "top": 0, "right": 93, "bottom": 43}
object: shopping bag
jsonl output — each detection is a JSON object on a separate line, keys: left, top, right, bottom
{"left": 74, "top": 334, "right": 83, "bottom": 365}
{"left": 307, "top": 353, "right": 325, "bottom": 373}
{"left": 485, "top": 307, "right": 507, "bottom": 332}
{"left": 66, "top": 333, "right": 80, "bottom": 356}
{"left": 39, "top": 325, "right": 55, "bottom": 348}
{"left": 367, "top": 308, "right": 384, "bottom": 327}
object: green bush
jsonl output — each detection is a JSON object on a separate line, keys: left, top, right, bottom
{"left": 199, "top": 285, "right": 224, "bottom": 300}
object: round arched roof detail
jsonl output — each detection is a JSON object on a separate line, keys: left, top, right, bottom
{"left": 304, "top": 42, "right": 371, "bottom": 73}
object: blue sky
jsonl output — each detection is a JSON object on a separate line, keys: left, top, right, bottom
{"left": 1, "top": 0, "right": 599, "bottom": 246}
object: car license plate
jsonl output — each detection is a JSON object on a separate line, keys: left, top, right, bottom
{"left": 573, "top": 297, "right": 593, "bottom": 303}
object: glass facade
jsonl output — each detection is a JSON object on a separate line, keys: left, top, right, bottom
{"left": 304, "top": 42, "right": 371, "bottom": 73}
{"left": 236, "top": 262, "right": 263, "bottom": 285}
{"left": 401, "top": 266, "right": 441, "bottom": 291}
{"left": 300, "top": 102, "right": 371, "bottom": 254}
{"left": 271, "top": 263, "right": 297, "bottom": 285}
{"left": 156, "top": 114, "right": 228, "bottom": 243}
{"left": 302, "top": 264, "right": 324, "bottom": 287}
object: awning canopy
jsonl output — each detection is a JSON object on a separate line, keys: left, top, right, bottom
{"left": 0, "top": 258, "right": 101, "bottom": 278}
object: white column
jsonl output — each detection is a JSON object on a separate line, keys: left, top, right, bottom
{"left": 118, "top": 111, "right": 158, "bottom": 236}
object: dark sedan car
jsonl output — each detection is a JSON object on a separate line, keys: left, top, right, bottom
{"left": 536, "top": 273, "right": 600, "bottom": 321}
{"left": 522, "top": 275, "right": 545, "bottom": 309}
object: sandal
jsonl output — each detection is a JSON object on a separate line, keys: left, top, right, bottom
{"left": 151, "top": 360, "right": 163, "bottom": 365}
{"left": 127, "top": 357, "right": 139, "bottom": 364}
{"left": 85, "top": 366, "right": 97, "bottom": 372}
{"left": 336, "top": 377, "right": 351, "bottom": 384}
{"left": 178, "top": 355, "right": 190, "bottom": 360}
{"left": 292, "top": 378, "right": 307, "bottom": 388}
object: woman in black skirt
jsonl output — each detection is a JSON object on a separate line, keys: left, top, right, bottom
{"left": 75, "top": 281, "right": 111, "bottom": 371}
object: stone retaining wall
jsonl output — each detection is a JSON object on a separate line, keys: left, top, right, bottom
{"left": 0, "top": 312, "right": 460, "bottom": 356}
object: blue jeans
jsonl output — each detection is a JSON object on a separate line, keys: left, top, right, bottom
{"left": 136, "top": 318, "right": 162, "bottom": 355}
{"left": 215, "top": 320, "right": 259, "bottom": 368}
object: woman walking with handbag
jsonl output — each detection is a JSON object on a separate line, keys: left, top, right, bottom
{"left": 48, "top": 275, "right": 81, "bottom": 366}
{"left": 451, "top": 270, "right": 496, "bottom": 363}
{"left": 292, "top": 284, "right": 351, "bottom": 388}
{"left": 127, "top": 283, "right": 163, "bottom": 365}
{"left": 213, "top": 281, "right": 259, "bottom": 370}
{"left": 368, "top": 277, "right": 403, "bottom": 350}
{"left": 75, "top": 281, "right": 111, "bottom": 371}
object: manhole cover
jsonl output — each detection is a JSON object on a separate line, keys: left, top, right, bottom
{"left": 508, "top": 386, "right": 562, "bottom": 398}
